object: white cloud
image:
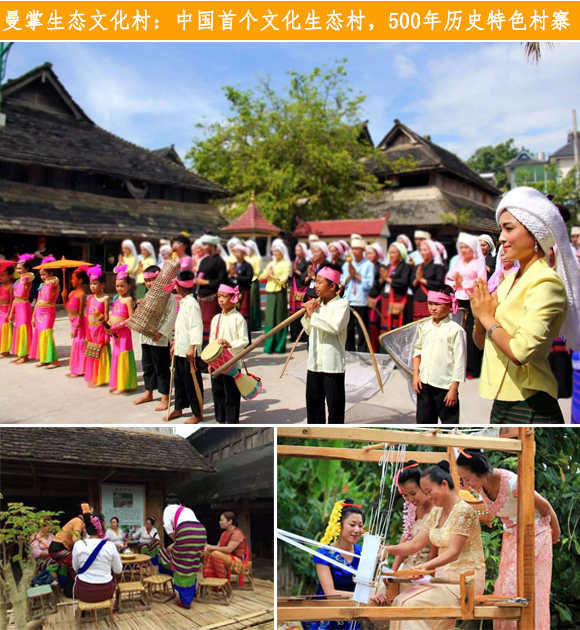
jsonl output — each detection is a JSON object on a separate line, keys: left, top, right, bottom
{"left": 392, "top": 53, "right": 417, "bottom": 79}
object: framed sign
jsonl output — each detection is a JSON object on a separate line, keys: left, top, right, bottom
{"left": 101, "top": 484, "right": 145, "bottom": 537}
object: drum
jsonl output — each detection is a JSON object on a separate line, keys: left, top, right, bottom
{"left": 201, "top": 340, "right": 262, "bottom": 401}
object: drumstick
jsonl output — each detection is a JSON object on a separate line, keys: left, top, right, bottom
{"left": 279, "top": 328, "right": 305, "bottom": 378}
{"left": 166, "top": 353, "right": 175, "bottom": 417}
{"left": 211, "top": 298, "right": 320, "bottom": 378}
{"left": 190, "top": 360, "right": 204, "bottom": 419}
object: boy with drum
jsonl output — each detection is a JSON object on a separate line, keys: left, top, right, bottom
{"left": 207, "top": 284, "right": 250, "bottom": 423}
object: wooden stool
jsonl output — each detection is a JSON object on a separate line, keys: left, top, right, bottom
{"left": 27, "top": 584, "right": 57, "bottom": 620}
{"left": 75, "top": 599, "right": 115, "bottom": 628}
{"left": 115, "top": 582, "right": 150, "bottom": 613}
{"left": 231, "top": 563, "right": 254, "bottom": 590}
{"left": 196, "top": 577, "right": 232, "bottom": 605}
{"left": 144, "top": 574, "right": 175, "bottom": 603}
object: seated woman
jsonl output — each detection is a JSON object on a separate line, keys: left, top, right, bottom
{"left": 203, "top": 512, "right": 250, "bottom": 581}
{"left": 384, "top": 462, "right": 485, "bottom": 630}
{"left": 72, "top": 513, "right": 123, "bottom": 603}
{"left": 305, "top": 499, "right": 387, "bottom": 630}
{"left": 457, "top": 449, "right": 560, "bottom": 630}
{"left": 105, "top": 516, "right": 126, "bottom": 551}
{"left": 30, "top": 520, "right": 58, "bottom": 576}
{"left": 130, "top": 517, "right": 161, "bottom": 565}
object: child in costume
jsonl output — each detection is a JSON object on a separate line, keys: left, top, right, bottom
{"left": 133, "top": 265, "right": 176, "bottom": 412}
{"left": 412, "top": 286, "right": 466, "bottom": 424}
{"left": 108, "top": 264, "right": 137, "bottom": 394}
{"left": 164, "top": 270, "right": 204, "bottom": 423}
{"left": 227, "top": 244, "right": 254, "bottom": 341}
{"left": 30, "top": 258, "right": 60, "bottom": 369}
{"left": 85, "top": 265, "right": 111, "bottom": 387}
{"left": 9, "top": 254, "right": 35, "bottom": 363}
{"left": 0, "top": 263, "right": 14, "bottom": 357}
{"left": 63, "top": 266, "right": 89, "bottom": 378}
{"left": 208, "top": 285, "right": 250, "bottom": 424}
{"left": 301, "top": 266, "right": 350, "bottom": 424}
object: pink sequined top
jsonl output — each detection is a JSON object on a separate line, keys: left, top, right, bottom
{"left": 111, "top": 298, "right": 129, "bottom": 318}
{"left": 0, "top": 284, "right": 11, "bottom": 303}
{"left": 13, "top": 278, "right": 32, "bottom": 300}
{"left": 88, "top": 295, "right": 105, "bottom": 315}
{"left": 38, "top": 280, "right": 59, "bottom": 304}
{"left": 66, "top": 293, "right": 81, "bottom": 311}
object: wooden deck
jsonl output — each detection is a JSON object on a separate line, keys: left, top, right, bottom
{"left": 13, "top": 579, "right": 273, "bottom": 630}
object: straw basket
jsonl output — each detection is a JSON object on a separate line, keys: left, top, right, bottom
{"left": 127, "top": 258, "right": 180, "bottom": 338}
{"left": 471, "top": 500, "right": 494, "bottom": 527}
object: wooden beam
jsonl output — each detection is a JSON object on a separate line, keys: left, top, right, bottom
{"left": 277, "top": 428, "right": 522, "bottom": 452}
{"left": 517, "top": 427, "right": 536, "bottom": 630}
{"left": 448, "top": 446, "right": 460, "bottom": 490}
{"left": 277, "top": 446, "right": 446, "bottom": 465}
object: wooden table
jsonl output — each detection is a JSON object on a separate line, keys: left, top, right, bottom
{"left": 120, "top": 553, "right": 154, "bottom": 583}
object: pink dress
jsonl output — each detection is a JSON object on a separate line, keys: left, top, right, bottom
{"left": 30, "top": 280, "right": 59, "bottom": 363}
{"left": 11, "top": 278, "right": 33, "bottom": 357}
{"left": 66, "top": 292, "right": 86, "bottom": 375}
{"left": 444, "top": 258, "right": 486, "bottom": 301}
{"left": 180, "top": 255, "right": 194, "bottom": 272}
{"left": 481, "top": 469, "right": 552, "bottom": 630}
{"left": 109, "top": 298, "right": 137, "bottom": 392}
{"left": 85, "top": 295, "right": 111, "bottom": 387}
{"left": 0, "top": 283, "right": 13, "bottom": 354}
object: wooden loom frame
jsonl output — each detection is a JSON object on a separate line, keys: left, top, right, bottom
{"left": 277, "top": 427, "right": 536, "bottom": 629}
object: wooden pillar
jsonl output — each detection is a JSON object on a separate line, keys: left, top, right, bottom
{"left": 447, "top": 447, "right": 460, "bottom": 490}
{"left": 517, "top": 427, "right": 535, "bottom": 630}
{"left": 237, "top": 498, "right": 253, "bottom": 557}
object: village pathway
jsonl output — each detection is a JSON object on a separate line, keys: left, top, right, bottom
{"left": 0, "top": 314, "right": 571, "bottom": 424}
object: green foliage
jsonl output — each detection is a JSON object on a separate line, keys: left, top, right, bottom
{"left": 187, "top": 60, "right": 415, "bottom": 231}
{"left": 439, "top": 208, "right": 475, "bottom": 228}
{"left": 277, "top": 430, "right": 580, "bottom": 628}
{"left": 516, "top": 165, "right": 580, "bottom": 221}
{"left": 466, "top": 139, "right": 524, "bottom": 190}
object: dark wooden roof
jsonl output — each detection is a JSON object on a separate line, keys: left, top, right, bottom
{"left": 504, "top": 151, "right": 547, "bottom": 168}
{"left": 0, "top": 427, "right": 214, "bottom": 473}
{"left": 0, "top": 63, "right": 227, "bottom": 196}
{"left": 152, "top": 145, "right": 184, "bottom": 167}
{"left": 372, "top": 120, "right": 501, "bottom": 197}
{"left": 551, "top": 132, "right": 579, "bottom": 159}
{"left": 0, "top": 180, "right": 227, "bottom": 238}
{"left": 363, "top": 185, "right": 499, "bottom": 233}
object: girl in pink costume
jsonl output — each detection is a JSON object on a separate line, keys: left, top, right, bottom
{"left": 10, "top": 255, "right": 35, "bottom": 364}
{"left": 85, "top": 266, "right": 111, "bottom": 387}
{"left": 108, "top": 264, "right": 137, "bottom": 393}
{"left": 0, "top": 263, "right": 14, "bottom": 357}
{"left": 30, "top": 258, "right": 60, "bottom": 369}
{"left": 63, "top": 267, "right": 89, "bottom": 378}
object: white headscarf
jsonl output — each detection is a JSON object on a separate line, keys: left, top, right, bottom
{"left": 227, "top": 237, "right": 242, "bottom": 257}
{"left": 139, "top": 241, "right": 156, "bottom": 260}
{"left": 217, "top": 244, "right": 228, "bottom": 262}
{"left": 366, "top": 243, "right": 385, "bottom": 262}
{"left": 396, "top": 234, "right": 413, "bottom": 253}
{"left": 421, "top": 239, "right": 442, "bottom": 265}
{"left": 271, "top": 238, "right": 290, "bottom": 261}
{"left": 121, "top": 239, "right": 137, "bottom": 258}
{"left": 245, "top": 239, "right": 260, "bottom": 258}
{"left": 310, "top": 241, "right": 330, "bottom": 261}
{"left": 433, "top": 241, "right": 448, "bottom": 261}
{"left": 456, "top": 232, "right": 486, "bottom": 278}
{"left": 479, "top": 234, "right": 497, "bottom": 257}
{"left": 497, "top": 186, "right": 580, "bottom": 350}
{"left": 295, "top": 242, "right": 311, "bottom": 261}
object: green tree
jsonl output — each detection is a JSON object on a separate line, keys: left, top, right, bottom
{"left": 466, "top": 139, "right": 525, "bottom": 190}
{"left": 0, "top": 500, "right": 61, "bottom": 630}
{"left": 187, "top": 61, "right": 414, "bottom": 231}
{"left": 516, "top": 164, "right": 580, "bottom": 220}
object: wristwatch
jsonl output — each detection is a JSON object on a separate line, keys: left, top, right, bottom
{"left": 487, "top": 324, "right": 503, "bottom": 341}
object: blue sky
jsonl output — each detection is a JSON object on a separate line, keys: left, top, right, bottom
{"left": 5, "top": 42, "right": 580, "bottom": 164}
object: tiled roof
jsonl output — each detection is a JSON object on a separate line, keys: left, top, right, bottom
{"left": 0, "top": 427, "right": 214, "bottom": 473}
{"left": 551, "top": 132, "right": 580, "bottom": 159}
{"left": 223, "top": 200, "right": 281, "bottom": 234}
{"left": 294, "top": 216, "right": 388, "bottom": 238}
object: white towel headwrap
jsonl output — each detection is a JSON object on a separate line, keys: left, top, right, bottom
{"left": 496, "top": 186, "right": 580, "bottom": 351}
{"left": 272, "top": 238, "right": 290, "bottom": 261}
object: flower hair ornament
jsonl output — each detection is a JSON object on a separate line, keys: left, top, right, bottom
{"left": 91, "top": 516, "right": 105, "bottom": 539}
{"left": 320, "top": 500, "right": 362, "bottom": 545}
{"left": 88, "top": 265, "right": 103, "bottom": 282}
{"left": 81, "top": 503, "right": 93, "bottom": 514}
{"left": 113, "top": 263, "right": 129, "bottom": 280}
{"left": 18, "top": 253, "right": 35, "bottom": 263}
{"left": 42, "top": 256, "right": 56, "bottom": 265}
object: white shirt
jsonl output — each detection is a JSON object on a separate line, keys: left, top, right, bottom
{"left": 173, "top": 294, "right": 203, "bottom": 357}
{"left": 301, "top": 295, "right": 349, "bottom": 374}
{"left": 410, "top": 250, "right": 423, "bottom": 265}
{"left": 105, "top": 528, "right": 125, "bottom": 549}
{"left": 163, "top": 505, "right": 198, "bottom": 536}
{"left": 132, "top": 526, "right": 159, "bottom": 545}
{"left": 141, "top": 295, "right": 176, "bottom": 346}
{"left": 72, "top": 539, "right": 122, "bottom": 584}
{"left": 209, "top": 309, "right": 249, "bottom": 369}
{"left": 412, "top": 316, "right": 466, "bottom": 389}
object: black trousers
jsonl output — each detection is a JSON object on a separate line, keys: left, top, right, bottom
{"left": 345, "top": 306, "right": 368, "bottom": 352}
{"left": 141, "top": 344, "right": 171, "bottom": 395}
{"left": 306, "top": 370, "right": 346, "bottom": 424}
{"left": 416, "top": 383, "right": 460, "bottom": 424}
{"left": 211, "top": 374, "right": 241, "bottom": 424}
{"left": 174, "top": 355, "right": 204, "bottom": 417}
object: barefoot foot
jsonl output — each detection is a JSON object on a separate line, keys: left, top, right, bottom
{"left": 15, "top": 356, "right": 29, "bottom": 364}
{"left": 183, "top": 415, "right": 203, "bottom": 425}
{"left": 155, "top": 395, "right": 169, "bottom": 412}
{"left": 45, "top": 362, "right": 59, "bottom": 370}
{"left": 164, "top": 410, "right": 183, "bottom": 422}
{"left": 134, "top": 392, "right": 154, "bottom": 406}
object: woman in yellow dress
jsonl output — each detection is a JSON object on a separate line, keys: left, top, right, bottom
{"left": 383, "top": 461, "right": 485, "bottom": 630}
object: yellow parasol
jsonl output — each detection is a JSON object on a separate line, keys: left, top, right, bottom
{"left": 33, "top": 256, "right": 93, "bottom": 292}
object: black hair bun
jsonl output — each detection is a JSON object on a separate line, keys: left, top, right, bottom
{"left": 343, "top": 498, "right": 354, "bottom": 505}
{"left": 437, "top": 460, "right": 451, "bottom": 473}
{"left": 408, "top": 460, "right": 418, "bottom": 466}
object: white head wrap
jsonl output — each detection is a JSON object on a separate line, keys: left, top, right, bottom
{"left": 233, "top": 244, "right": 249, "bottom": 256}
{"left": 217, "top": 244, "right": 228, "bottom": 261}
{"left": 497, "top": 186, "right": 580, "bottom": 350}
{"left": 227, "top": 237, "right": 242, "bottom": 257}
{"left": 389, "top": 242, "right": 408, "bottom": 263}
{"left": 295, "top": 242, "right": 311, "bottom": 261}
{"left": 433, "top": 241, "right": 448, "bottom": 261}
{"left": 456, "top": 232, "right": 486, "bottom": 277}
{"left": 310, "top": 241, "right": 330, "bottom": 260}
{"left": 159, "top": 244, "right": 172, "bottom": 256}
{"left": 121, "top": 239, "right": 137, "bottom": 258}
{"left": 414, "top": 230, "right": 431, "bottom": 241}
{"left": 351, "top": 237, "right": 367, "bottom": 249}
{"left": 308, "top": 234, "right": 320, "bottom": 243}
{"left": 244, "top": 239, "right": 260, "bottom": 258}
{"left": 421, "top": 239, "right": 442, "bottom": 265}
{"left": 329, "top": 241, "right": 345, "bottom": 258}
{"left": 139, "top": 241, "right": 156, "bottom": 260}
{"left": 479, "top": 234, "right": 497, "bottom": 257}
{"left": 396, "top": 234, "right": 413, "bottom": 252}
{"left": 271, "top": 238, "right": 290, "bottom": 261}
{"left": 366, "top": 242, "right": 385, "bottom": 262}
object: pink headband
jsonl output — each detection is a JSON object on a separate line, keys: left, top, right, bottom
{"left": 18, "top": 253, "right": 35, "bottom": 263}
{"left": 218, "top": 284, "right": 240, "bottom": 303}
{"left": 427, "top": 290, "right": 458, "bottom": 314}
{"left": 113, "top": 263, "right": 129, "bottom": 280}
{"left": 88, "top": 265, "right": 103, "bottom": 281}
{"left": 42, "top": 256, "right": 56, "bottom": 265}
{"left": 163, "top": 277, "right": 195, "bottom": 292}
{"left": 317, "top": 266, "right": 341, "bottom": 285}
{"left": 143, "top": 271, "right": 160, "bottom": 280}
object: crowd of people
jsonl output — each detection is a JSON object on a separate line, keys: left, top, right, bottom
{"left": 1, "top": 186, "right": 579, "bottom": 424}
{"left": 309, "top": 451, "right": 560, "bottom": 630}
{"left": 29, "top": 498, "right": 250, "bottom": 611}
